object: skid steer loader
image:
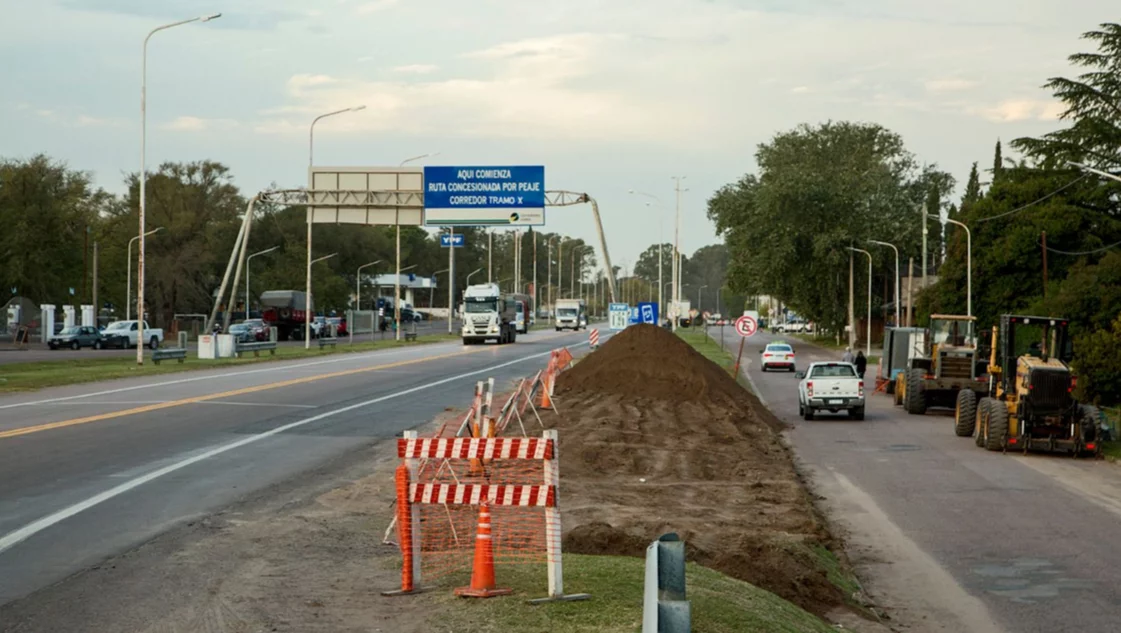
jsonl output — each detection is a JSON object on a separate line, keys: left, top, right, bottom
{"left": 965, "top": 314, "right": 1100, "bottom": 456}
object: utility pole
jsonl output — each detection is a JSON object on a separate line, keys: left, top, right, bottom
{"left": 1042, "top": 231, "right": 1048, "bottom": 299}
{"left": 83, "top": 226, "right": 89, "bottom": 304}
{"left": 671, "top": 176, "right": 686, "bottom": 331}
{"left": 907, "top": 258, "right": 914, "bottom": 327}
{"left": 848, "top": 249, "right": 855, "bottom": 349}
{"left": 532, "top": 231, "right": 537, "bottom": 316}
{"left": 92, "top": 240, "right": 99, "bottom": 326}
{"left": 447, "top": 227, "right": 455, "bottom": 334}
{"left": 488, "top": 231, "right": 493, "bottom": 283}
{"left": 921, "top": 201, "right": 929, "bottom": 293}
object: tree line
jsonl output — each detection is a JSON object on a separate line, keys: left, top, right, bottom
{"left": 1, "top": 155, "right": 735, "bottom": 328}
{"left": 707, "top": 22, "right": 1121, "bottom": 406}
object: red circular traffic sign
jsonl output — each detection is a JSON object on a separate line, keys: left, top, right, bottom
{"left": 734, "top": 315, "right": 758, "bottom": 337}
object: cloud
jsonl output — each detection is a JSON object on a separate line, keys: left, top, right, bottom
{"left": 391, "top": 64, "right": 438, "bottom": 74}
{"left": 355, "top": 0, "right": 399, "bottom": 14}
{"left": 162, "top": 116, "right": 238, "bottom": 131}
{"left": 968, "top": 99, "right": 1064, "bottom": 122}
{"left": 925, "top": 78, "right": 978, "bottom": 93}
{"left": 254, "top": 33, "right": 694, "bottom": 141}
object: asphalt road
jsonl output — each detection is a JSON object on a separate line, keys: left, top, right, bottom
{"left": 0, "top": 319, "right": 453, "bottom": 365}
{"left": 0, "top": 327, "right": 595, "bottom": 608}
{"left": 722, "top": 329, "right": 1121, "bottom": 633}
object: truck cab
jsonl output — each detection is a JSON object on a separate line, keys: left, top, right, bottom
{"left": 555, "top": 299, "right": 585, "bottom": 331}
{"left": 461, "top": 284, "right": 517, "bottom": 345}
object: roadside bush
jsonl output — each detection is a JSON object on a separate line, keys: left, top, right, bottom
{"left": 1073, "top": 316, "right": 1121, "bottom": 406}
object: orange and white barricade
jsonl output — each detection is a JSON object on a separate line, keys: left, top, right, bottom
{"left": 385, "top": 430, "right": 589, "bottom": 603}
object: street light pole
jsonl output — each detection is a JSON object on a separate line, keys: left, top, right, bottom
{"left": 930, "top": 214, "right": 972, "bottom": 319}
{"left": 671, "top": 177, "right": 687, "bottom": 330}
{"left": 356, "top": 259, "right": 382, "bottom": 312}
{"left": 432, "top": 268, "right": 449, "bottom": 309}
{"left": 447, "top": 228, "right": 455, "bottom": 334}
{"left": 127, "top": 226, "right": 162, "bottom": 321}
{"left": 247, "top": 246, "right": 279, "bottom": 321}
{"left": 849, "top": 247, "right": 873, "bottom": 356}
{"left": 304, "top": 252, "right": 338, "bottom": 347}
{"left": 466, "top": 267, "right": 484, "bottom": 286}
{"left": 138, "top": 13, "right": 220, "bottom": 364}
{"left": 869, "top": 240, "right": 900, "bottom": 326}
{"left": 629, "top": 190, "right": 666, "bottom": 321}
{"left": 306, "top": 105, "right": 365, "bottom": 349}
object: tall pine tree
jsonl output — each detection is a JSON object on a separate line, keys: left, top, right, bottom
{"left": 992, "top": 140, "right": 1004, "bottom": 183}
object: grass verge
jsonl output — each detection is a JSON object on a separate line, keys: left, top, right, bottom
{"left": 675, "top": 328, "right": 757, "bottom": 392}
{"left": 431, "top": 553, "right": 836, "bottom": 633}
{"left": 0, "top": 334, "right": 460, "bottom": 394}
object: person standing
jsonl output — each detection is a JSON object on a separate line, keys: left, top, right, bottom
{"left": 855, "top": 350, "right": 868, "bottom": 381}
{"left": 842, "top": 347, "right": 855, "bottom": 364}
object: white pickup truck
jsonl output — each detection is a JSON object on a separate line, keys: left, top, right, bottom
{"left": 796, "top": 362, "right": 865, "bottom": 420}
{"left": 102, "top": 320, "right": 164, "bottom": 349}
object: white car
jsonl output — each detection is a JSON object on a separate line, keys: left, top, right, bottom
{"left": 760, "top": 342, "right": 797, "bottom": 372}
{"left": 796, "top": 362, "right": 865, "bottom": 420}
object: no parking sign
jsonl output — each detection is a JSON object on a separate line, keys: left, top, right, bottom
{"left": 734, "top": 315, "right": 758, "bottom": 337}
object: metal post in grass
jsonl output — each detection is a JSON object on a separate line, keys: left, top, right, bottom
{"left": 643, "top": 533, "right": 690, "bottom": 633}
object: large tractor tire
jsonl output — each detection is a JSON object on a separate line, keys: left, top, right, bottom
{"left": 974, "top": 398, "right": 991, "bottom": 447}
{"left": 1080, "top": 405, "right": 1102, "bottom": 455}
{"left": 904, "top": 369, "right": 927, "bottom": 415}
{"left": 954, "top": 389, "right": 978, "bottom": 437}
{"left": 985, "top": 400, "right": 1009, "bottom": 452}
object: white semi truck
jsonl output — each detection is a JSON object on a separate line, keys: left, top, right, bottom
{"left": 460, "top": 283, "right": 518, "bottom": 345}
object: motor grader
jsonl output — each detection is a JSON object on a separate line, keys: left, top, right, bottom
{"left": 895, "top": 314, "right": 989, "bottom": 415}
{"left": 959, "top": 314, "right": 1100, "bottom": 456}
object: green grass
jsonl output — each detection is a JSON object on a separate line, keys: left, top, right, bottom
{"left": 675, "top": 328, "right": 757, "bottom": 392}
{"left": 430, "top": 553, "right": 835, "bottom": 633}
{"left": 1102, "top": 442, "right": 1121, "bottom": 461}
{"left": 0, "top": 334, "right": 460, "bottom": 393}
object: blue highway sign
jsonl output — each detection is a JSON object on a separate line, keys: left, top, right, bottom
{"left": 423, "top": 166, "right": 545, "bottom": 227}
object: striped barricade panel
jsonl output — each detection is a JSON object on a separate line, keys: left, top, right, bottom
{"left": 398, "top": 437, "right": 555, "bottom": 460}
{"left": 409, "top": 483, "right": 556, "bottom": 507}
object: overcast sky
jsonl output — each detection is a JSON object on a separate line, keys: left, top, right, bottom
{"left": 1, "top": 0, "right": 1113, "bottom": 270}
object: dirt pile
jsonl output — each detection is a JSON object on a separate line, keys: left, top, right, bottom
{"left": 552, "top": 324, "right": 848, "bottom": 617}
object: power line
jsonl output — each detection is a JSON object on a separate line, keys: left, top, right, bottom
{"left": 1039, "top": 238, "right": 1121, "bottom": 255}
{"left": 975, "top": 174, "right": 1092, "bottom": 223}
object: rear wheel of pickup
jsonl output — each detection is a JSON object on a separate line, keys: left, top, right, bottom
{"left": 149, "top": 336, "right": 160, "bottom": 350}
{"left": 849, "top": 407, "right": 865, "bottom": 421}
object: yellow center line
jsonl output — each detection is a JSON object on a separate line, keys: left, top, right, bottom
{"left": 0, "top": 334, "right": 574, "bottom": 441}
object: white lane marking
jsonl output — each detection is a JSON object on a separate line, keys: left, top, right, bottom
{"left": 0, "top": 337, "right": 598, "bottom": 556}
{"left": 0, "top": 345, "right": 449, "bottom": 411}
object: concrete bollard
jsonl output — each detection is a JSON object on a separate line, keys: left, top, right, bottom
{"left": 178, "top": 331, "right": 188, "bottom": 349}
{"left": 643, "top": 533, "right": 690, "bottom": 633}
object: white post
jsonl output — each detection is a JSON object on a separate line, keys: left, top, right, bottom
{"left": 543, "top": 429, "right": 563, "bottom": 597}
{"left": 448, "top": 228, "right": 455, "bottom": 334}
{"left": 395, "top": 211, "right": 401, "bottom": 341}
{"left": 488, "top": 231, "right": 493, "bottom": 283}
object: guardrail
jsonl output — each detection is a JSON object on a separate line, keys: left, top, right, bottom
{"left": 318, "top": 336, "right": 338, "bottom": 349}
{"left": 235, "top": 340, "right": 277, "bottom": 358}
{"left": 152, "top": 347, "right": 188, "bottom": 365}
{"left": 643, "top": 533, "right": 691, "bottom": 633}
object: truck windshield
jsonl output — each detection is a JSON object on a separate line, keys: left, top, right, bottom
{"left": 465, "top": 300, "right": 497, "bottom": 314}
{"left": 557, "top": 308, "right": 577, "bottom": 317}
{"left": 931, "top": 319, "right": 975, "bottom": 346}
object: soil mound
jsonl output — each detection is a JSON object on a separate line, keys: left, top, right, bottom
{"left": 550, "top": 324, "right": 849, "bottom": 618}
{"left": 557, "top": 324, "right": 770, "bottom": 420}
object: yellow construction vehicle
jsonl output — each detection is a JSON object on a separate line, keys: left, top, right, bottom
{"left": 963, "top": 314, "right": 1100, "bottom": 456}
{"left": 895, "top": 314, "right": 989, "bottom": 416}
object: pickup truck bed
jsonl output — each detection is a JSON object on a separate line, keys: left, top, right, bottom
{"left": 797, "top": 362, "right": 865, "bottom": 420}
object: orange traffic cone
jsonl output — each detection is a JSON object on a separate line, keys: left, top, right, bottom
{"left": 455, "top": 503, "right": 512, "bottom": 598}
{"left": 539, "top": 372, "right": 553, "bottom": 410}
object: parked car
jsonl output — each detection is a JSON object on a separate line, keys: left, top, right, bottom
{"left": 796, "top": 362, "right": 865, "bottom": 420}
{"left": 101, "top": 320, "right": 164, "bottom": 349}
{"left": 326, "top": 317, "right": 348, "bottom": 337}
{"left": 242, "top": 318, "right": 269, "bottom": 341}
{"left": 760, "top": 342, "right": 797, "bottom": 372}
{"left": 228, "top": 323, "right": 255, "bottom": 343}
{"left": 48, "top": 325, "right": 104, "bottom": 350}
